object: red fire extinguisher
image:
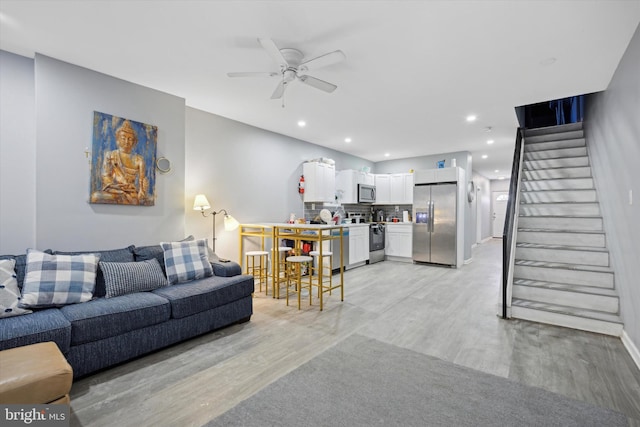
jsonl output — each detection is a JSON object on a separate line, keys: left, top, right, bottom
{"left": 298, "top": 175, "right": 305, "bottom": 194}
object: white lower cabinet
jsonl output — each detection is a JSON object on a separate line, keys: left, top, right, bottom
{"left": 385, "top": 224, "right": 413, "bottom": 259}
{"left": 349, "top": 225, "right": 369, "bottom": 266}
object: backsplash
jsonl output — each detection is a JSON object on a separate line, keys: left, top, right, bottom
{"left": 304, "top": 203, "right": 412, "bottom": 223}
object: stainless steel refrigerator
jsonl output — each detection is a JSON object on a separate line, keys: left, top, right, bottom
{"left": 412, "top": 183, "right": 457, "bottom": 265}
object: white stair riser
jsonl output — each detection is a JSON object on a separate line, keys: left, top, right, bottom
{"left": 514, "top": 265, "right": 614, "bottom": 288}
{"left": 512, "top": 285, "right": 619, "bottom": 313}
{"left": 524, "top": 147, "right": 587, "bottom": 160}
{"left": 517, "top": 231, "right": 605, "bottom": 247}
{"left": 519, "top": 203, "right": 600, "bottom": 217}
{"left": 525, "top": 137, "right": 585, "bottom": 152}
{"left": 522, "top": 178, "right": 593, "bottom": 191}
{"left": 517, "top": 216, "right": 602, "bottom": 231}
{"left": 524, "top": 129, "right": 584, "bottom": 144}
{"left": 511, "top": 306, "right": 622, "bottom": 336}
{"left": 524, "top": 157, "right": 590, "bottom": 170}
{"left": 520, "top": 190, "right": 596, "bottom": 203}
{"left": 525, "top": 122, "right": 583, "bottom": 137}
{"left": 516, "top": 247, "right": 609, "bottom": 267}
{"left": 523, "top": 167, "right": 592, "bottom": 180}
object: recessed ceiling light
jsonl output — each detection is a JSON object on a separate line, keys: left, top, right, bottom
{"left": 345, "top": 137, "right": 352, "bottom": 143}
{"left": 487, "top": 140, "right": 494, "bottom": 145}
{"left": 499, "top": 176, "right": 506, "bottom": 180}
{"left": 384, "top": 153, "right": 390, "bottom": 157}
{"left": 466, "top": 115, "right": 477, "bottom": 122}
{"left": 481, "top": 154, "right": 488, "bottom": 159}
{"left": 297, "top": 120, "right": 306, "bottom": 127}
{"left": 494, "top": 169, "right": 499, "bottom": 173}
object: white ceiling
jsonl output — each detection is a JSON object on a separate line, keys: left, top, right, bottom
{"left": 1, "top": 1, "right": 638, "bottom": 180}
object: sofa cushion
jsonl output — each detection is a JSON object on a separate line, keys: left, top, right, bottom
{"left": 100, "top": 258, "right": 168, "bottom": 298}
{"left": 133, "top": 235, "right": 194, "bottom": 274}
{"left": 20, "top": 249, "right": 99, "bottom": 308}
{"left": 0, "top": 251, "right": 52, "bottom": 290}
{"left": 0, "top": 259, "right": 32, "bottom": 318}
{"left": 60, "top": 292, "right": 171, "bottom": 346}
{"left": 211, "top": 261, "right": 242, "bottom": 277}
{"left": 0, "top": 308, "right": 71, "bottom": 353}
{"left": 161, "top": 239, "right": 213, "bottom": 285}
{"left": 55, "top": 246, "right": 135, "bottom": 298}
{"left": 153, "top": 274, "right": 254, "bottom": 319}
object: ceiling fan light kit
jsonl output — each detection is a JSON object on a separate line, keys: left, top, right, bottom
{"left": 227, "top": 38, "right": 345, "bottom": 101}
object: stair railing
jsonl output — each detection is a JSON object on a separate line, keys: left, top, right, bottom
{"left": 501, "top": 128, "right": 525, "bottom": 319}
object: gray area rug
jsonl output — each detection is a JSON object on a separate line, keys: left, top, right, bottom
{"left": 207, "top": 334, "right": 627, "bottom": 427}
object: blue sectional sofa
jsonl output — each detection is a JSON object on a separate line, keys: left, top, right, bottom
{"left": 0, "top": 244, "right": 253, "bottom": 378}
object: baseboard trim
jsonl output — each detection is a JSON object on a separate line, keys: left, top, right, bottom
{"left": 481, "top": 236, "right": 493, "bottom": 244}
{"left": 621, "top": 329, "right": 640, "bottom": 371}
{"left": 464, "top": 258, "right": 473, "bottom": 265}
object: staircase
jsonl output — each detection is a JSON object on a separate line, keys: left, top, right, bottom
{"left": 510, "top": 122, "right": 623, "bottom": 336}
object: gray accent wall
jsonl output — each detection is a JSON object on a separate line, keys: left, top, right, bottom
{"left": 184, "top": 107, "right": 374, "bottom": 261}
{"left": 376, "top": 151, "right": 475, "bottom": 261}
{"left": 584, "top": 25, "right": 640, "bottom": 349}
{"left": 0, "top": 51, "right": 36, "bottom": 254}
{"left": 32, "top": 54, "right": 186, "bottom": 250}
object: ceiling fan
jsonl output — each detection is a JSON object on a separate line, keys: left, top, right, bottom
{"left": 227, "top": 38, "right": 346, "bottom": 100}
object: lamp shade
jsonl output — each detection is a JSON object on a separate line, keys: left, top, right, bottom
{"left": 224, "top": 215, "right": 240, "bottom": 231}
{"left": 193, "top": 194, "right": 211, "bottom": 211}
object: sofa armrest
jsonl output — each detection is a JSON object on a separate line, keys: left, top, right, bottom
{"left": 211, "top": 261, "right": 242, "bottom": 277}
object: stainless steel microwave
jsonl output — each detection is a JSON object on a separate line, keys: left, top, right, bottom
{"left": 358, "top": 184, "right": 376, "bottom": 203}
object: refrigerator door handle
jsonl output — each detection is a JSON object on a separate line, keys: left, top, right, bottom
{"left": 430, "top": 201, "right": 435, "bottom": 232}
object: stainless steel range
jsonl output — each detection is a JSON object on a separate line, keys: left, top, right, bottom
{"left": 369, "top": 223, "right": 385, "bottom": 264}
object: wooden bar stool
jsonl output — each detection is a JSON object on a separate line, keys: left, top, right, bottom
{"left": 245, "top": 250, "right": 269, "bottom": 294}
{"left": 309, "top": 250, "right": 333, "bottom": 297}
{"left": 285, "top": 255, "right": 313, "bottom": 309}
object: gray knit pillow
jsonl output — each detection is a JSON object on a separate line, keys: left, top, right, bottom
{"left": 100, "top": 258, "right": 168, "bottom": 298}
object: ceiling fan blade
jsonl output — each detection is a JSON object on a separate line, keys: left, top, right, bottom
{"left": 298, "top": 75, "right": 337, "bottom": 93}
{"left": 270, "top": 81, "right": 286, "bottom": 99}
{"left": 299, "top": 50, "right": 346, "bottom": 73}
{"left": 258, "top": 38, "right": 288, "bottom": 69}
{"left": 227, "top": 72, "right": 279, "bottom": 78}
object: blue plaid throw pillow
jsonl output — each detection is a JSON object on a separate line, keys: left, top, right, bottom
{"left": 20, "top": 249, "right": 99, "bottom": 308}
{"left": 161, "top": 239, "right": 213, "bottom": 285}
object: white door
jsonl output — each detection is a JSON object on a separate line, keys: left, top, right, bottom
{"left": 492, "top": 191, "right": 509, "bottom": 237}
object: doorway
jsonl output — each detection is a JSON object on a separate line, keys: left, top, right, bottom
{"left": 492, "top": 191, "right": 509, "bottom": 238}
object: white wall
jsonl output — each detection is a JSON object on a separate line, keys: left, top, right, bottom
{"left": 584, "top": 25, "right": 640, "bottom": 350}
{"left": 0, "top": 51, "right": 36, "bottom": 253}
{"left": 472, "top": 172, "right": 492, "bottom": 242}
{"left": 184, "top": 107, "right": 374, "bottom": 262}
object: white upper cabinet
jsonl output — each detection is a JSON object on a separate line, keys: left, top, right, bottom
{"left": 376, "top": 173, "right": 413, "bottom": 204}
{"left": 374, "top": 174, "right": 391, "bottom": 204}
{"left": 336, "top": 170, "right": 375, "bottom": 204}
{"left": 303, "top": 162, "right": 335, "bottom": 203}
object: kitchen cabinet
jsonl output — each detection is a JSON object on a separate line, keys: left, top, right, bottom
{"left": 376, "top": 173, "right": 413, "bottom": 204}
{"left": 385, "top": 223, "right": 412, "bottom": 259}
{"left": 303, "top": 161, "right": 335, "bottom": 203}
{"left": 336, "top": 169, "right": 375, "bottom": 204}
{"left": 374, "top": 174, "right": 391, "bottom": 204}
{"left": 349, "top": 224, "right": 369, "bottom": 266}
{"left": 413, "top": 167, "right": 458, "bottom": 184}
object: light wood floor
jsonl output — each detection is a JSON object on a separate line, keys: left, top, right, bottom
{"left": 69, "top": 239, "right": 640, "bottom": 426}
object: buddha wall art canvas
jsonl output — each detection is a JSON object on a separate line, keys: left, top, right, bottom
{"left": 90, "top": 111, "right": 157, "bottom": 206}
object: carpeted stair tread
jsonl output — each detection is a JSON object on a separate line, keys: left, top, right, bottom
{"left": 512, "top": 279, "right": 618, "bottom": 296}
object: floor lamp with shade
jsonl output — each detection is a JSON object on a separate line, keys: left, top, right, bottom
{"left": 193, "top": 194, "right": 239, "bottom": 258}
